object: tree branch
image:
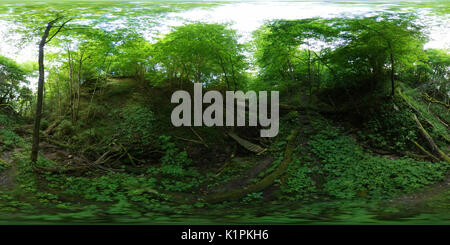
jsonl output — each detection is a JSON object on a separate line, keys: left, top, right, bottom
{"left": 45, "top": 18, "right": 72, "bottom": 44}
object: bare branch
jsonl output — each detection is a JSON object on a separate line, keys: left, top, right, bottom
{"left": 45, "top": 18, "right": 72, "bottom": 44}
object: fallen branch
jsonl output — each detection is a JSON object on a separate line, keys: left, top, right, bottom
{"left": 427, "top": 102, "right": 449, "bottom": 128}
{"left": 174, "top": 136, "right": 204, "bottom": 145}
{"left": 190, "top": 127, "right": 209, "bottom": 148}
{"left": 89, "top": 151, "right": 112, "bottom": 166}
{"left": 228, "top": 132, "right": 267, "bottom": 155}
{"left": 423, "top": 92, "right": 449, "bottom": 110}
{"left": 397, "top": 88, "right": 450, "bottom": 143}
{"left": 215, "top": 160, "right": 232, "bottom": 176}
{"left": 411, "top": 140, "right": 441, "bottom": 162}
{"left": 117, "top": 143, "right": 144, "bottom": 165}
{"left": 412, "top": 114, "right": 450, "bottom": 163}
{"left": 405, "top": 152, "right": 433, "bottom": 161}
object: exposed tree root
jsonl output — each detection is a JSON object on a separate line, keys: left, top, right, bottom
{"left": 205, "top": 128, "right": 299, "bottom": 203}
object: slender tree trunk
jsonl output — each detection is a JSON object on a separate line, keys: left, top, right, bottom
{"left": 389, "top": 45, "right": 395, "bottom": 96}
{"left": 229, "top": 55, "right": 237, "bottom": 90}
{"left": 286, "top": 58, "right": 296, "bottom": 84}
{"left": 57, "top": 80, "right": 61, "bottom": 116}
{"left": 31, "top": 22, "right": 54, "bottom": 163}
{"left": 218, "top": 55, "right": 230, "bottom": 90}
{"left": 307, "top": 49, "right": 312, "bottom": 101}
{"left": 76, "top": 52, "right": 83, "bottom": 121}
{"left": 67, "top": 48, "right": 74, "bottom": 122}
{"left": 87, "top": 51, "right": 111, "bottom": 119}
{"left": 316, "top": 61, "right": 322, "bottom": 92}
{"left": 31, "top": 17, "right": 70, "bottom": 163}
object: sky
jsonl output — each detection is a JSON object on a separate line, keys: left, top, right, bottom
{"left": 0, "top": 1, "right": 448, "bottom": 65}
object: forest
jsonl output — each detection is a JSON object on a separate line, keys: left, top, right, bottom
{"left": 0, "top": 0, "right": 449, "bottom": 224}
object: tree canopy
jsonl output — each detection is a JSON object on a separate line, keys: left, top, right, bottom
{"left": 253, "top": 13, "right": 428, "bottom": 101}
{"left": 153, "top": 23, "right": 248, "bottom": 89}
{"left": 0, "top": 55, "right": 31, "bottom": 109}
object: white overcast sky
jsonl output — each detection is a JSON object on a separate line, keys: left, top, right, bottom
{"left": 0, "top": 1, "right": 448, "bottom": 65}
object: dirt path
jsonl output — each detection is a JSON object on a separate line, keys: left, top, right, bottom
{"left": 39, "top": 142, "right": 85, "bottom": 167}
{"left": 208, "top": 156, "right": 274, "bottom": 193}
{"left": 0, "top": 147, "right": 21, "bottom": 191}
{"left": 392, "top": 174, "right": 450, "bottom": 205}
{"left": 204, "top": 113, "right": 311, "bottom": 201}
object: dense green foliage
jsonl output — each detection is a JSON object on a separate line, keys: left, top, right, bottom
{"left": 153, "top": 23, "right": 248, "bottom": 89}
{"left": 253, "top": 14, "right": 429, "bottom": 102}
{"left": 0, "top": 56, "right": 32, "bottom": 112}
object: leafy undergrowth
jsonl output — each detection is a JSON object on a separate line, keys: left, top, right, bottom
{"left": 270, "top": 111, "right": 449, "bottom": 203}
{"left": 307, "top": 115, "right": 447, "bottom": 199}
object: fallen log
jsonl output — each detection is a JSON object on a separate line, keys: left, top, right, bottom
{"left": 423, "top": 92, "right": 449, "bottom": 110}
{"left": 427, "top": 103, "right": 449, "bottom": 128}
{"left": 44, "top": 119, "right": 63, "bottom": 135}
{"left": 13, "top": 124, "right": 33, "bottom": 135}
{"left": 205, "top": 128, "right": 299, "bottom": 203}
{"left": 412, "top": 114, "right": 450, "bottom": 163}
{"left": 411, "top": 140, "right": 441, "bottom": 162}
{"left": 40, "top": 133, "right": 72, "bottom": 149}
{"left": 397, "top": 88, "right": 450, "bottom": 143}
{"left": 228, "top": 132, "right": 267, "bottom": 155}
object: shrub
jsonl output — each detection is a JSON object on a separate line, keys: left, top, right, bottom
{"left": 307, "top": 116, "right": 449, "bottom": 199}
{"left": 0, "top": 114, "right": 13, "bottom": 127}
{"left": 359, "top": 100, "right": 417, "bottom": 152}
{"left": 112, "top": 105, "right": 157, "bottom": 155}
{"left": 0, "top": 128, "right": 22, "bottom": 150}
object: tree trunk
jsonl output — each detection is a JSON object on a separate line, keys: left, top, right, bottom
{"left": 75, "top": 52, "right": 83, "bottom": 121}
{"left": 388, "top": 42, "right": 395, "bottom": 96}
{"left": 31, "top": 22, "right": 54, "bottom": 163}
{"left": 307, "top": 49, "right": 312, "bottom": 101}
{"left": 67, "top": 48, "right": 74, "bottom": 122}
{"left": 217, "top": 55, "right": 230, "bottom": 89}
{"left": 31, "top": 17, "right": 70, "bottom": 163}
{"left": 229, "top": 55, "right": 237, "bottom": 90}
